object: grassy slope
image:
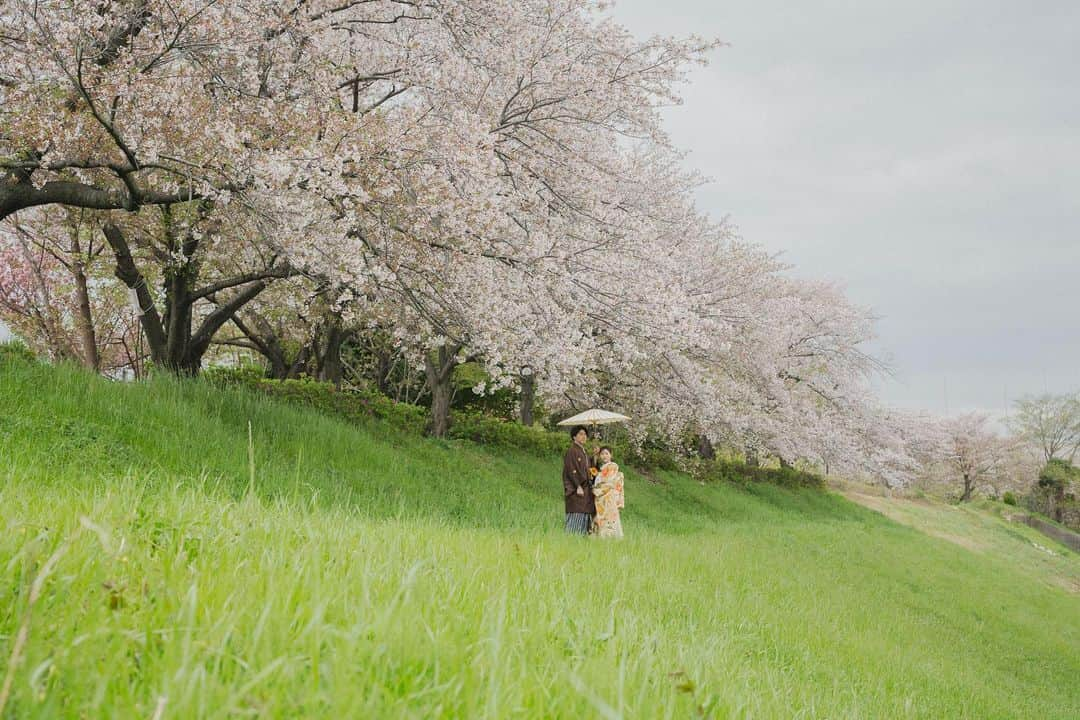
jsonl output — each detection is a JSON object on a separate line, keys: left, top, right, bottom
{"left": 1, "top": 359, "right": 1078, "bottom": 719}
{"left": 839, "top": 487, "right": 1080, "bottom": 595}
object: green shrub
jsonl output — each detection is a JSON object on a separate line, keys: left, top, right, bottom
{"left": 1032, "top": 459, "right": 1080, "bottom": 527}
{"left": 633, "top": 446, "right": 682, "bottom": 471}
{"left": 203, "top": 363, "right": 267, "bottom": 386}
{"left": 0, "top": 340, "right": 36, "bottom": 365}
{"left": 447, "top": 411, "right": 566, "bottom": 455}
{"left": 1039, "top": 458, "right": 1080, "bottom": 489}
{"left": 685, "top": 456, "right": 824, "bottom": 489}
{"left": 450, "top": 362, "right": 518, "bottom": 417}
{"left": 202, "top": 365, "right": 825, "bottom": 488}
{"left": 1003, "top": 491, "right": 1017, "bottom": 506}
{"left": 206, "top": 367, "right": 429, "bottom": 434}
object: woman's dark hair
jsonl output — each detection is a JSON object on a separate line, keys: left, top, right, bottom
{"left": 598, "top": 446, "right": 612, "bottom": 454}
{"left": 569, "top": 425, "right": 589, "bottom": 439}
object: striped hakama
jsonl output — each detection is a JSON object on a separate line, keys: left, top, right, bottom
{"left": 564, "top": 512, "right": 593, "bottom": 535}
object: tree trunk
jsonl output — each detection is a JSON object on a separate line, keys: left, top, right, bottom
{"left": 103, "top": 222, "right": 167, "bottom": 365}
{"left": 266, "top": 350, "right": 288, "bottom": 380}
{"left": 317, "top": 313, "right": 346, "bottom": 388}
{"left": 66, "top": 228, "right": 101, "bottom": 372}
{"left": 696, "top": 436, "right": 716, "bottom": 460}
{"left": 163, "top": 263, "right": 198, "bottom": 374}
{"left": 960, "top": 474, "right": 974, "bottom": 502}
{"left": 230, "top": 312, "right": 312, "bottom": 380}
{"left": 520, "top": 371, "right": 536, "bottom": 426}
{"left": 424, "top": 344, "right": 460, "bottom": 438}
{"left": 375, "top": 349, "right": 393, "bottom": 395}
{"left": 261, "top": 344, "right": 312, "bottom": 380}
{"left": 429, "top": 375, "right": 452, "bottom": 438}
{"left": 103, "top": 220, "right": 283, "bottom": 377}
{"left": 287, "top": 346, "right": 312, "bottom": 379}
{"left": 71, "top": 263, "right": 100, "bottom": 372}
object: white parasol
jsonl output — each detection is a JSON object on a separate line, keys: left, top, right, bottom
{"left": 556, "top": 409, "right": 631, "bottom": 427}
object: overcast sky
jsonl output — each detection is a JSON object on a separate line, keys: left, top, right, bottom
{"left": 613, "top": 0, "right": 1080, "bottom": 417}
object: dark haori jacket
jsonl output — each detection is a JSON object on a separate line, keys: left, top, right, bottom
{"left": 562, "top": 443, "right": 597, "bottom": 515}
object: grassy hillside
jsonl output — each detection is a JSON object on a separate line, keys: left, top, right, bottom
{"left": 1, "top": 357, "right": 1078, "bottom": 718}
{"left": 839, "top": 485, "right": 1080, "bottom": 595}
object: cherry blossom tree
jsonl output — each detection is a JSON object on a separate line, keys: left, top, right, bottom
{"left": 0, "top": 207, "right": 141, "bottom": 373}
{"left": 1, "top": 1, "right": 271, "bottom": 219}
{"left": 2, "top": 0, "right": 910, "bottom": 475}
{"left": 941, "top": 413, "right": 1014, "bottom": 502}
{"left": 836, "top": 407, "right": 944, "bottom": 490}
{"left": 291, "top": 1, "right": 719, "bottom": 435}
{"left": 215, "top": 277, "right": 363, "bottom": 386}
{"left": 94, "top": 206, "right": 298, "bottom": 374}
{"left": 0, "top": 222, "right": 82, "bottom": 363}
{"left": 583, "top": 225, "right": 895, "bottom": 475}
{"left": 0, "top": 1, "right": 424, "bottom": 373}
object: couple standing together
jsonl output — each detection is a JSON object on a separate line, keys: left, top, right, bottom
{"left": 562, "top": 425, "right": 625, "bottom": 537}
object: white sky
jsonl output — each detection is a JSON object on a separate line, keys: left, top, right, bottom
{"left": 612, "top": 0, "right": 1080, "bottom": 416}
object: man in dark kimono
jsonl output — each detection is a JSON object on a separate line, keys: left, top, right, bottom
{"left": 562, "top": 425, "right": 596, "bottom": 534}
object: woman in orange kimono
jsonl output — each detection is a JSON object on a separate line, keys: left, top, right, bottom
{"left": 592, "top": 447, "right": 624, "bottom": 538}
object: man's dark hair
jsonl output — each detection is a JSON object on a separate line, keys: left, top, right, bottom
{"left": 599, "top": 446, "right": 612, "bottom": 454}
{"left": 569, "top": 425, "right": 589, "bottom": 439}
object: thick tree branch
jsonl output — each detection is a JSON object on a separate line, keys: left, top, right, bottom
{"left": 228, "top": 312, "right": 277, "bottom": 361}
{"left": 0, "top": 176, "right": 205, "bottom": 223}
{"left": 93, "top": 1, "right": 152, "bottom": 67}
{"left": 101, "top": 222, "right": 167, "bottom": 360}
{"left": 189, "top": 281, "right": 273, "bottom": 355}
{"left": 212, "top": 337, "right": 262, "bottom": 352}
{"left": 189, "top": 265, "right": 298, "bottom": 302}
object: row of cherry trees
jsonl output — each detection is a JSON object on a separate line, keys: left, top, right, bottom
{"left": 0, "top": 1, "right": 972, "bottom": 482}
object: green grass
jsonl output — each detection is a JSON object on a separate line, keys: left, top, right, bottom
{"left": 1, "top": 359, "right": 1078, "bottom": 718}
{"left": 837, "top": 488, "right": 1080, "bottom": 595}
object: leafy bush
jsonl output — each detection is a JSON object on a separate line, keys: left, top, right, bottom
{"left": 203, "top": 363, "right": 265, "bottom": 386}
{"left": 1038, "top": 458, "right": 1080, "bottom": 490}
{"left": 0, "top": 340, "right": 37, "bottom": 365}
{"left": 450, "top": 362, "right": 518, "bottom": 417}
{"left": 1031, "top": 459, "right": 1080, "bottom": 528}
{"left": 447, "top": 411, "right": 566, "bottom": 455}
{"left": 205, "top": 366, "right": 428, "bottom": 434}
{"left": 203, "top": 366, "right": 825, "bottom": 488}
{"left": 630, "top": 446, "right": 682, "bottom": 471}
{"left": 687, "top": 456, "right": 825, "bottom": 489}
{"left": 1002, "top": 491, "right": 1017, "bottom": 506}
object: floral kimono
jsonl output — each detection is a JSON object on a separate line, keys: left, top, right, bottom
{"left": 592, "top": 461, "right": 625, "bottom": 538}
